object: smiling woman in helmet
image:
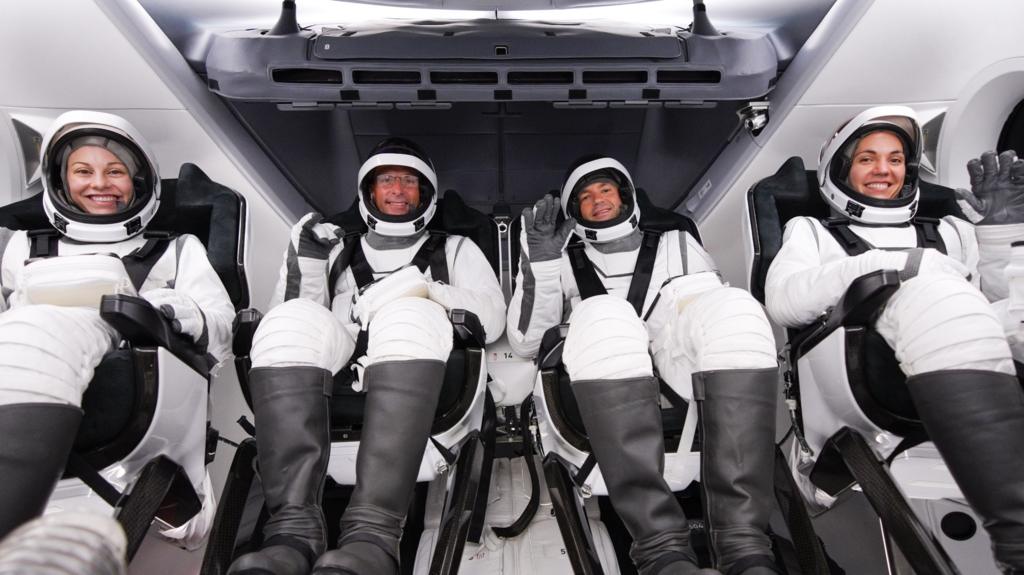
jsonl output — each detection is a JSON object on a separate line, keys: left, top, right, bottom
{"left": 766, "top": 106, "right": 1024, "bottom": 573}
{"left": 0, "top": 111, "right": 234, "bottom": 543}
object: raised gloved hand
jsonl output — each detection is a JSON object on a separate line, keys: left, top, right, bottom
{"left": 956, "top": 150, "right": 1024, "bottom": 225}
{"left": 522, "top": 195, "right": 574, "bottom": 262}
{"left": 142, "top": 288, "right": 207, "bottom": 344}
{"left": 291, "top": 212, "right": 343, "bottom": 260}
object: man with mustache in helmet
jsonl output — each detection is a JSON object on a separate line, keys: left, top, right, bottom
{"left": 0, "top": 111, "right": 234, "bottom": 542}
{"left": 766, "top": 105, "right": 1024, "bottom": 573}
{"left": 229, "top": 138, "right": 505, "bottom": 575}
{"left": 508, "top": 157, "right": 780, "bottom": 575}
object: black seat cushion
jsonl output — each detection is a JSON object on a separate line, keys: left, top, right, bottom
{"left": 75, "top": 351, "right": 138, "bottom": 450}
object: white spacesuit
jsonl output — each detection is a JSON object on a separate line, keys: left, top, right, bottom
{"left": 765, "top": 106, "right": 1024, "bottom": 573}
{"left": 508, "top": 157, "right": 780, "bottom": 575}
{"left": 228, "top": 138, "right": 504, "bottom": 575}
{"left": 0, "top": 111, "right": 234, "bottom": 541}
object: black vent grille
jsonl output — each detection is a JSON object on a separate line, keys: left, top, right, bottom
{"left": 508, "top": 71, "right": 574, "bottom": 85}
{"left": 430, "top": 71, "right": 499, "bottom": 84}
{"left": 271, "top": 68, "right": 342, "bottom": 84}
{"left": 352, "top": 70, "right": 421, "bottom": 84}
{"left": 657, "top": 70, "right": 721, "bottom": 84}
{"left": 582, "top": 70, "right": 648, "bottom": 84}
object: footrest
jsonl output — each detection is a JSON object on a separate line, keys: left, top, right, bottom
{"left": 116, "top": 455, "right": 200, "bottom": 560}
{"left": 430, "top": 431, "right": 484, "bottom": 575}
{"left": 201, "top": 438, "right": 259, "bottom": 575}
{"left": 542, "top": 454, "right": 605, "bottom": 575}
{"left": 830, "top": 427, "right": 957, "bottom": 575}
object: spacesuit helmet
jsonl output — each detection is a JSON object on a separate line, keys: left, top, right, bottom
{"left": 40, "top": 110, "right": 160, "bottom": 243}
{"left": 818, "top": 105, "right": 922, "bottom": 225}
{"left": 560, "top": 156, "right": 640, "bottom": 243}
{"left": 357, "top": 137, "right": 438, "bottom": 237}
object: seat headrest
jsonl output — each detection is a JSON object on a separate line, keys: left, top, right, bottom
{"left": 636, "top": 187, "right": 702, "bottom": 243}
{"left": 747, "top": 156, "right": 965, "bottom": 303}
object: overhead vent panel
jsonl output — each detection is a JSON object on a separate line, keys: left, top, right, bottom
{"left": 205, "top": 20, "right": 777, "bottom": 105}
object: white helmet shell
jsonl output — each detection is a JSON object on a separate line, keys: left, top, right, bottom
{"left": 356, "top": 138, "right": 438, "bottom": 237}
{"left": 560, "top": 157, "right": 640, "bottom": 243}
{"left": 818, "top": 105, "right": 922, "bottom": 225}
{"left": 40, "top": 111, "right": 160, "bottom": 243}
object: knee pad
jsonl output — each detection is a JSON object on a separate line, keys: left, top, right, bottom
{"left": 563, "top": 295, "right": 653, "bottom": 381}
{"left": 367, "top": 297, "right": 453, "bottom": 363}
{"left": 682, "top": 286, "right": 777, "bottom": 372}
{"left": 877, "top": 275, "right": 1014, "bottom": 375}
{"left": 251, "top": 298, "right": 354, "bottom": 372}
{"left": 0, "top": 305, "right": 119, "bottom": 406}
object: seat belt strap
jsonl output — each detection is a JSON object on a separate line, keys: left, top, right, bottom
{"left": 625, "top": 230, "right": 661, "bottom": 316}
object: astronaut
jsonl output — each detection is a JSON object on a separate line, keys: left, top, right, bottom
{"left": 508, "top": 157, "right": 780, "bottom": 575}
{"left": 765, "top": 106, "right": 1024, "bottom": 573}
{"left": 228, "top": 138, "right": 505, "bottom": 575}
{"left": 0, "top": 111, "right": 234, "bottom": 540}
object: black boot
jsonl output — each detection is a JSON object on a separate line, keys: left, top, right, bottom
{"left": 313, "top": 359, "right": 447, "bottom": 575}
{"left": 229, "top": 366, "right": 334, "bottom": 575}
{"left": 573, "top": 376, "right": 719, "bottom": 575}
{"left": 0, "top": 403, "right": 82, "bottom": 540}
{"left": 907, "top": 370, "right": 1024, "bottom": 574}
{"left": 694, "top": 368, "right": 780, "bottom": 575}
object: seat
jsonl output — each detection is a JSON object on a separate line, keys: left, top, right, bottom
{"left": 204, "top": 190, "right": 492, "bottom": 575}
{"left": 0, "top": 163, "right": 249, "bottom": 561}
{"left": 747, "top": 156, "right": 997, "bottom": 574}
{"left": 526, "top": 189, "right": 705, "bottom": 575}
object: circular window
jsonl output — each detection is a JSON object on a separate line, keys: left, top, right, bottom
{"left": 998, "top": 98, "right": 1024, "bottom": 155}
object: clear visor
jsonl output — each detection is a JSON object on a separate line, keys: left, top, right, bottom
{"left": 45, "top": 128, "right": 153, "bottom": 220}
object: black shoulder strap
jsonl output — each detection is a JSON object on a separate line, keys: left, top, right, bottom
{"left": 328, "top": 232, "right": 366, "bottom": 291}
{"left": 624, "top": 230, "right": 661, "bottom": 316}
{"left": 912, "top": 217, "right": 947, "bottom": 255}
{"left": 123, "top": 232, "right": 175, "bottom": 292}
{"left": 821, "top": 218, "right": 874, "bottom": 256}
{"left": 347, "top": 238, "right": 376, "bottom": 290}
{"left": 567, "top": 237, "right": 607, "bottom": 301}
{"left": 27, "top": 229, "right": 60, "bottom": 258}
{"left": 412, "top": 230, "right": 449, "bottom": 284}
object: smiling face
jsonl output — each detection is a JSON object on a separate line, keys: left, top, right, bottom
{"left": 371, "top": 165, "right": 421, "bottom": 216}
{"left": 577, "top": 178, "right": 623, "bottom": 223}
{"left": 65, "top": 146, "right": 135, "bottom": 214}
{"left": 848, "top": 130, "right": 906, "bottom": 200}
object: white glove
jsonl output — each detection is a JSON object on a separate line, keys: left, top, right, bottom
{"left": 351, "top": 265, "right": 429, "bottom": 326}
{"left": 142, "top": 288, "right": 206, "bottom": 344}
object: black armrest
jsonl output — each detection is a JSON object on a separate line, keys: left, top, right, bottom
{"left": 100, "top": 294, "right": 213, "bottom": 377}
{"left": 451, "top": 308, "right": 485, "bottom": 348}
{"left": 232, "top": 308, "right": 263, "bottom": 358}
{"left": 790, "top": 269, "right": 902, "bottom": 359}
{"left": 538, "top": 324, "right": 571, "bottom": 370}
